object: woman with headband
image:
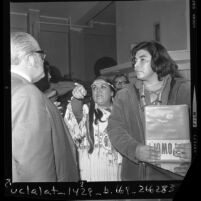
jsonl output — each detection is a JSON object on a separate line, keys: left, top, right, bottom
{"left": 64, "top": 76, "right": 122, "bottom": 181}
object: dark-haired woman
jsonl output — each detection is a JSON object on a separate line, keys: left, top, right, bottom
{"left": 64, "top": 77, "right": 122, "bottom": 181}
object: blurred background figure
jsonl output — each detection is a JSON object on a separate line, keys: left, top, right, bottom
{"left": 34, "top": 59, "right": 75, "bottom": 102}
{"left": 94, "top": 57, "right": 117, "bottom": 78}
{"left": 112, "top": 73, "right": 130, "bottom": 91}
{"left": 34, "top": 59, "right": 51, "bottom": 92}
{"left": 34, "top": 60, "right": 91, "bottom": 117}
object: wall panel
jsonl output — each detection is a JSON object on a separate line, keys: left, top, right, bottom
{"left": 10, "top": 12, "right": 27, "bottom": 32}
{"left": 38, "top": 22, "right": 70, "bottom": 77}
{"left": 84, "top": 33, "right": 117, "bottom": 82}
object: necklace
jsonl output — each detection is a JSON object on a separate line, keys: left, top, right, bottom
{"left": 140, "top": 79, "right": 165, "bottom": 108}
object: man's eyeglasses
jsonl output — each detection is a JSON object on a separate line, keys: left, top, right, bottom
{"left": 114, "top": 81, "right": 127, "bottom": 85}
{"left": 32, "top": 50, "right": 46, "bottom": 61}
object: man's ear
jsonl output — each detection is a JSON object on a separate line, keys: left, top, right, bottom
{"left": 27, "top": 55, "right": 35, "bottom": 67}
{"left": 29, "top": 55, "right": 35, "bottom": 66}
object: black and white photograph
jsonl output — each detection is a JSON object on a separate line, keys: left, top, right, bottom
{"left": 3, "top": 0, "right": 198, "bottom": 200}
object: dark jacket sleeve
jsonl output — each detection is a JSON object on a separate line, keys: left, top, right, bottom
{"left": 70, "top": 98, "right": 84, "bottom": 123}
{"left": 46, "top": 98, "right": 79, "bottom": 182}
{"left": 108, "top": 88, "right": 143, "bottom": 163}
{"left": 176, "top": 80, "right": 191, "bottom": 110}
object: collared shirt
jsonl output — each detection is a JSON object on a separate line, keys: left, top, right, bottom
{"left": 11, "top": 68, "right": 31, "bottom": 82}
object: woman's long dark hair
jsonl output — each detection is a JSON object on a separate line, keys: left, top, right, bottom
{"left": 131, "top": 40, "right": 182, "bottom": 80}
{"left": 87, "top": 76, "right": 115, "bottom": 153}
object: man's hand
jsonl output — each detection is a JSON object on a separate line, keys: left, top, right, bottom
{"left": 135, "top": 144, "right": 161, "bottom": 163}
{"left": 173, "top": 143, "right": 191, "bottom": 161}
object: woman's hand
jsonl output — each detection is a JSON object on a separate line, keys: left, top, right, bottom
{"left": 72, "top": 83, "right": 87, "bottom": 99}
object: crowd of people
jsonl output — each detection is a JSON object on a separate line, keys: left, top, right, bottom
{"left": 11, "top": 32, "right": 191, "bottom": 186}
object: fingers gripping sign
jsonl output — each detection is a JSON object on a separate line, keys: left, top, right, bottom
{"left": 173, "top": 143, "right": 192, "bottom": 160}
{"left": 136, "top": 144, "right": 161, "bottom": 163}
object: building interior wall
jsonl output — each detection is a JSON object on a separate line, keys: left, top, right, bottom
{"left": 10, "top": 0, "right": 190, "bottom": 82}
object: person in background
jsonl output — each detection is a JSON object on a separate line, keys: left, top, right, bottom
{"left": 112, "top": 73, "right": 130, "bottom": 91}
{"left": 48, "top": 64, "right": 63, "bottom": 83}
{"left": 11, "top": 32, "right": 79, "bottom": 182}
{"left": 107, "top": 40, "right": 191, "bottom": 183}
{"left": 34, "top": 59, "right": 51, "bottom": 92}
{"left": 34, "top": 63, "right": 89, "bottom": 118}
{"left": 34, "top": 59, "right": 77, "bottom": 103}
{"left": 64, "top": 76, "right": 122, "bottom": 181}
{"left": 94, "top": 57, "right": 117, "bottom": 78}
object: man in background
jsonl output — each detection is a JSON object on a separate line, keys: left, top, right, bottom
{"left": 11, "top": 32, "right": 79, "bottom": 182}
{"left": 113, "top": 73, "right": 130, "bottom": 91}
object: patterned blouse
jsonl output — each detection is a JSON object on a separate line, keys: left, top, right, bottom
{"left": 64, "top": 102, "right": 122, "bottom": 181}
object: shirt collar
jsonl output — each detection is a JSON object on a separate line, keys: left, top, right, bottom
{"left": 11, "top": 69, "right": 31, "bottom": 82}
